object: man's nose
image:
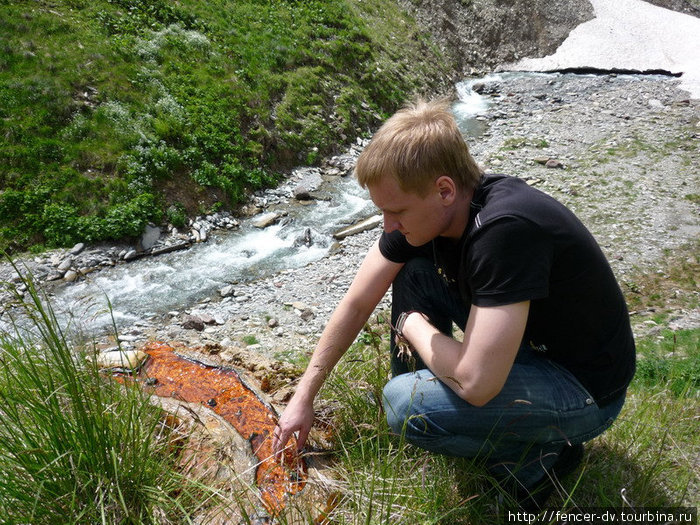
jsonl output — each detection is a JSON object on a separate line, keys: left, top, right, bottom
{"left": 382, "top": 213, "right": 400, "bottom": 233}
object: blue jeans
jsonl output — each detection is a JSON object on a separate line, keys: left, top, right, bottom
{"left": 383, "top": 258, "right": 626, "bottom": 488}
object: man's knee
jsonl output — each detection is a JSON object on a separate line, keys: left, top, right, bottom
{"left": 382, "top": 374, "right": 421, "bottom": 434}
{"left": 382, "top": 372, "right": 444, "bottom": 440}
{"left": 383, "top": 375, "right": 407, "bottom": 433}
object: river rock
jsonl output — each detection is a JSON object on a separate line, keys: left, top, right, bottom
{"left": 326, "top": 151, "right": 359, "bottom": 176}
{"left": 220, "top": 284, "right": 235, "bottom": 298}
{"left": 333, "top": 215, "right": 382, "bottom": 240}
{"left": 299, "top": 308, "right": 315, "bottom": 322}
{"left": 182, "top": 314, "right": 205, "bottom": 331}
{"left": 239, "top": 204, "right": 262, "bottom": 217}
{"left": 293, "top": 188, "right": 312, "bottom": 201}
{"left": 63, "top": 270, "right": 78, "bottom": 282}
{"left": 545, "top": 159, "right": 564, "bottom": 169}
{"left": 32, "top": 265, "right": 51, "bottom": 280}
{"left": 57, "top": 258, "right": 72, "bottom": 272}
{"left": 291, "top": 167, "right": 324, "bottom": 200}
{"left": 293, "top": 228, "right": 313, "bottom": 247}
{"left": 252, "top": 212, "right": 281, "bottom": 229}
{"left": 123, "top": 249, "right": 138, "bottom": 261}
{"left": 199, "top": 313, "right": 217, "bottom": 325}
{"left": 290, "top": 301, "right": 308, "bottom": 311}
{"left": 69, "top": 243, "right": 85, "bottom": 255}
{"left": 96, "top": 349, "right": 148, "bottom": 371}
{"left": 138, "top": 224, "right": 161, "bottom": 252}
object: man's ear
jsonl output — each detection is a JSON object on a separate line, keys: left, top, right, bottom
{"left": 435, "top": 175, "right": 457, "bottom": 205}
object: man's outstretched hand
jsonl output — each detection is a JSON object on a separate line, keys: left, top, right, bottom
{"left": 272, "top": 396, "right": 314, "bottom": 458}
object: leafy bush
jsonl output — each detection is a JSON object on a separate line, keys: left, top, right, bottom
{"left": 166, "top": 202, "right": 187, "bottom": 228}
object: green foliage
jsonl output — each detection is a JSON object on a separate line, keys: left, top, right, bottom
{"left": 0, "top": 0, "right": 452, "bottom": 253}
{"left": 95, "top": 0, "right": 202, "bottom": 37}
{"left": 0, "top": 178, "right": 160, "bottom": 249}
{"left": 242, "top": 334, "right": 259, "bottom": 345}
{"left": 166, "top": 202, "right": 187, "bottom": 228}
{"left": 634, "top": 328, "right": 699, "bottom": 397}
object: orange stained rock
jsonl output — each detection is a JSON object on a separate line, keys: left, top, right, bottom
{"left": 139, "top": 341, "right": 306, "bottom": 515}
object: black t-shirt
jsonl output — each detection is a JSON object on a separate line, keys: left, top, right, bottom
{"left": 379, "top": 174, "right": 636, "bottom": 406}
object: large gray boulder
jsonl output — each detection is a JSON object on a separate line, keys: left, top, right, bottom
{"left": 137, "top": 224, "right": 161, "bottom": 252}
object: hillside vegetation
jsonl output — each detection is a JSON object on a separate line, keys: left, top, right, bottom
{"left": 0, "top": 0, "right": 455, "bottom": 253}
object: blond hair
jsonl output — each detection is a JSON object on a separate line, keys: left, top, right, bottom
{"left": 355, "top": 99, "right": 482, "bottom": 195}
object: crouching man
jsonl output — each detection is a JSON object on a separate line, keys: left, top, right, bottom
{"left": 272, "top": 99, "right": 635, "bottom": 509}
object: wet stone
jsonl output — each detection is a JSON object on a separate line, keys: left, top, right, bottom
{"left": 69, "top": 243, "right": 85, "bottom": 255}
{"left": 96, "top": 349, "right": 148, "bottom": 371}
{"left": 182, "top": 314, "right": 205, "bottom": 331}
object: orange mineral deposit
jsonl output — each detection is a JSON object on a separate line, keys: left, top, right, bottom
{"left": 139, "top": 341, "right": 306, "bottom": 515}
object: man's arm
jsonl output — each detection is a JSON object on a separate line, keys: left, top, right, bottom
{"left": 272, "top": 239, "right": 403, "bottom": 455}
{"left": 400, "top": 301, "right": 529, "bottom": 406}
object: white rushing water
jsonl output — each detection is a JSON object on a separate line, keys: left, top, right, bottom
{"left": 45, "top": 80, "right": 494, "bottom": 334}
{"left": 453, "top": 77, "right": 491, "bottom": 117}
{"left": 452, "top": 74, "right": 499, "bottom": 138}
{"left": 51, "top": 176, "right": 375, "bottom": 332}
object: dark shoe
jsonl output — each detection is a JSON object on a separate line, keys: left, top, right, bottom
{"left": 515, "top": 443, "right": 584, "bottom": 512}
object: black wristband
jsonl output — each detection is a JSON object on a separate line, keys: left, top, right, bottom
{"left": 395, "top": 310, "right": 422, "bottom": 338}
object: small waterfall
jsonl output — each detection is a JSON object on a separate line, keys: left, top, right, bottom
{"left": 452, "top": 74, "right": 496, "bottom": 137}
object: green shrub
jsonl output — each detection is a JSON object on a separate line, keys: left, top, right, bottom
{"left": 99, "top": 193, "right": 162, "bottom": 239}
{"left": 41, "top": 202, "right": 81, "bottom": 247}
{"left": 166, "top": 202, "right": 187, "bottom": 228}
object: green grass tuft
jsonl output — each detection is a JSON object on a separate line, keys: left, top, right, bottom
{"left": 635, "top": 328, "right": 699, "bottom": 397}
{"left": 0, "top": 264, "right": 212, "bottom": 523}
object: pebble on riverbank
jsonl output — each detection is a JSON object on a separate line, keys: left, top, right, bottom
{"left": 95, "top": 349, "right": 148, "bottom": 372}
